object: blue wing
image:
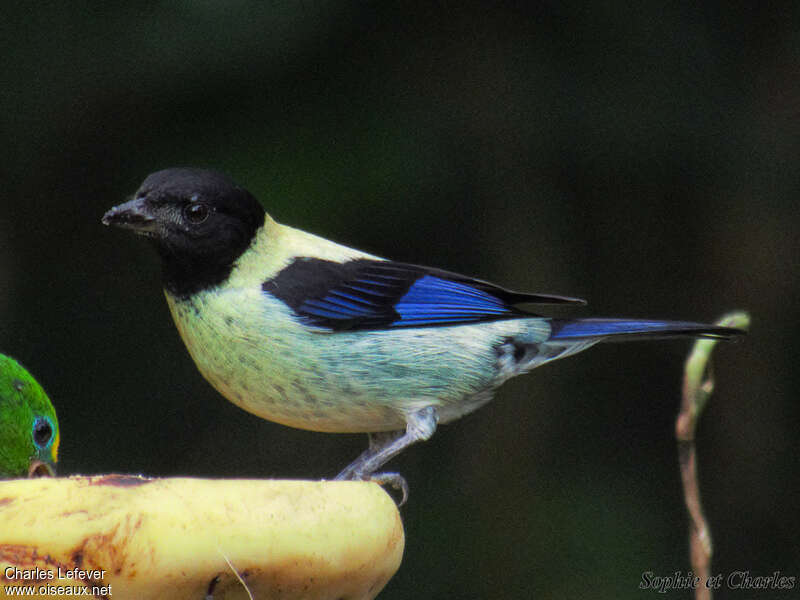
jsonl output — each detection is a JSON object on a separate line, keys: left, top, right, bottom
{"left": 262, "top": 258, "right": 584, "bottom": 331}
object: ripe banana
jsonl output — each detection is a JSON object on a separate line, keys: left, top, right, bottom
{"left": 0, "top": 475, "right": 404, "bottom": 599}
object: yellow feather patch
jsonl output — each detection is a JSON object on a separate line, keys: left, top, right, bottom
{"left": 51, "top": 430, "right": 60, "bottom": 464}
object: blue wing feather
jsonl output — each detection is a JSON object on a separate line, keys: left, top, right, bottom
{"left": 262, "top": 258, "right": 585, "bottom": 331}
{"left": 297, "top": 274, "right": 520, "bottom": 327}
{"left": 393, "top": 275, "right": 512, "bottom": 324}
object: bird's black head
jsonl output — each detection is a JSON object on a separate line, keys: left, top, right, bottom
{"left": 103, "top": 168, "right": 266, "bottom": 298}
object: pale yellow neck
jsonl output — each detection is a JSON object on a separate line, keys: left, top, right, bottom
{"left": 224, "top": 215, "right": 382, "bottom": 289}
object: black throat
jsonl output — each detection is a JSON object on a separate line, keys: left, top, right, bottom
{"left": 157, "top": 217, "right": 263, "bottom": 299}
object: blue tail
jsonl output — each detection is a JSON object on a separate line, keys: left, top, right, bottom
{"left": 548, "top": 318, "right": 743, "bottom": 342}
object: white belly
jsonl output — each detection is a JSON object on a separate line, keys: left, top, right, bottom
{"left": 166, "top": 286, "right": 547, "bottom": 432}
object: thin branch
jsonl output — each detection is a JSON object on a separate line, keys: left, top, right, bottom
{"left": 676, "top": 311, "right": 749, "bottom": 600}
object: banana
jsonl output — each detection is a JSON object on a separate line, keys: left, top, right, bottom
{"left": 0, "top": 476, "right": 404, "bottom": 599}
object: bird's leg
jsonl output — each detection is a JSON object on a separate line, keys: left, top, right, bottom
{"left": 368, "top": 430, "right": 400, "bottom": 452}
{"left": 334, "top": 431, "right": 412, "bottom": 504}
{"left": 335, "top": 406, "right": 439, "bottom": 479}
{"left": 334, "top": 430, "right": 400, "bottom": 479}
{"left": 334, "top": 406, "right": 439, "bottom": 502}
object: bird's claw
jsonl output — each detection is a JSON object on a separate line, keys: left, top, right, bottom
{"left": 369, "top": 471, "right": 409, "bottom": 506}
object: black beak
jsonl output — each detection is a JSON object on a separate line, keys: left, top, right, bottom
{"left": 28, "top": 459, "right": 55, "bottom": 478}
{"left": 102, "top": 198, "right": 158, "bottom": 235}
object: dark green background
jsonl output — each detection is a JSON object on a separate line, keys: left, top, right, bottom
{"left": 2, "top": 3, "right": 798, "bottom": 598}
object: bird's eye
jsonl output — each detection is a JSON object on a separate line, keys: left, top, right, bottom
{"left": 32, "top": 417, "right": 53, "bottom": 448}
{"left": 184, "top": 202, "right": 210, "bottom": 224}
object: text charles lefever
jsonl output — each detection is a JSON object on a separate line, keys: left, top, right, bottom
{"left": 4, "top": 566, "right": 107, "bottom": 581}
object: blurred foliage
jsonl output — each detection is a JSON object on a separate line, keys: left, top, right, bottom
{"left": 1, "top": 2, "right": 798, "bottom": 598}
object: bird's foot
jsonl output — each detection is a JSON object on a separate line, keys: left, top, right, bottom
{"left": 334, "top": 407, "right": 439, "bottom": 505}
{"left": 370, "top": 472, "right": 409, "bottom": 506}
{"left": 334, "top": 464, "right": 410, "bottom": 505}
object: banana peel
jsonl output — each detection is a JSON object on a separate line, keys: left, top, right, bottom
{"left": 0, "top": 475, "right": 404, "bottom": 599}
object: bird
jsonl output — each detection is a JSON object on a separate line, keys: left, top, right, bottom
{"left": 0, "top": 353, "right": 59, "bottom": 478}
{"left": 102, "top": 168, "right": 742, "bottom": 496}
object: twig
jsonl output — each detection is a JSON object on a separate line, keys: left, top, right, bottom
{"left": 676, "top": 311, "right": 749, "bottom": 600}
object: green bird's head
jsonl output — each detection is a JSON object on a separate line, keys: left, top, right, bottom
{"left": 0, "top": 354, "right": 59, "bottom": 478}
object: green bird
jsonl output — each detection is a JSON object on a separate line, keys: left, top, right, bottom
{"left": 0, "top": 354, "right": 59, "bottom": 478}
